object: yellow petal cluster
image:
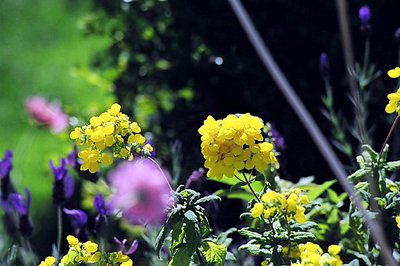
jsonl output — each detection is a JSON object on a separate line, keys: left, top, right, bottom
{"left": 251, "top": 188, "right": 308, "bottom": 224}
{"left": 41, "top": 235, "right": 134, "bottom": 266}
{"left": 385, "top": 88, "right": 400, "bottom": 115}
{"left": 388, "top": 67, "right": 400, "bottom": 78}
{"left": 70, "top": 103, "right": 153, "bottom": 173}
{"left": 198, "top": 113, "right": 277, "bottom": 179}
{"left": 291, "top": 242, "right": 342, "bottom": 266}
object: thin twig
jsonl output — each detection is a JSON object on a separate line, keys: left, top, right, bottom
{"left": 379, "top": 115, "right": 400, "bottom": 160}
{"left": 227, "top": 1, "right": 397, "bottom": 265}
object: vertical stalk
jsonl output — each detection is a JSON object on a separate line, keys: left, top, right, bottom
{"left": 379, "top": 115, "right": 400, "bottom": 160}
{"left": 57, "top": 206, "right": 62, "bottom": 257}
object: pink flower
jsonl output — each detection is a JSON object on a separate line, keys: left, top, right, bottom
{"left": 108, "top": 158, "right": 173, "bottom": 226}
{"left": 25, "top": 96, "right": 69, "bottom": 134}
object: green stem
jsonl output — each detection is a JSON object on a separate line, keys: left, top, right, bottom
{"left": 57, "top": 206, "right": 62, "bottom": 257}
{"left": 243, "top": 172, "right": 260, "bottom": 202}
{"left": 379, "top": 115, "right": 400, "bottom": 160}
{"left": 361, "top": 38, "right": 370, "bottom": 83}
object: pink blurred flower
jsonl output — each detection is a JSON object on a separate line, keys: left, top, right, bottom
{"left": 108, "top": 158, "right": 173, "bottom": 227}
{"left": 25, "top": 96, "right": 69, "bottom": 133}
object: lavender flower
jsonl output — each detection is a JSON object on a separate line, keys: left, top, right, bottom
{"left": 25, "top": 96, "right": 69, "bottom": 134}
{"left": 108, "top": 158, "right": 173, "bottom": 227}
{"left": 8, "top": 189, "right": 33, "bottom": 237}
{"left": 50, "top": 159, "right": 74, "bottom": 205}
{"left": 185, "top": 168, "right": 205, "bottom": 190}
{"left": 270, "top": 124, "right": 285, "bottom": 151}
{"left": 319, "top": 52, "right": 330, "bottom": 81}
{"left": 358, "top": 5, "right": 371, "bottom": 37}
{"left": 94, "top": 193, "right": 112, "bottom": 226}
{"left": 358, "top": 6, "right": 371, "bottom": 24}
{"left": 114, "top": 237, "right": 138, "bottom": 255}
{"left": 64, "top": 208, "right": 88, "bottom": 236}
{"left": 0, "top": 150, "right": 14, "bottom": 200}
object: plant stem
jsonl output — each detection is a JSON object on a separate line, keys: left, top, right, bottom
{"left": 379, "top": 115, "right": 400, "bottom": 160}
{"left": 243, "top": 172, "right": 260, "bottom": 202}
{"left": 57, "top": 206, "right": 62, "bottom": 257}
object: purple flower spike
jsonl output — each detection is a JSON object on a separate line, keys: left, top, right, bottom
{"left": 114, "top": 237, "right": 138, "bottom": 255}
{"left": 0, "top": 150, "right": 13, "bottom": 179}
{"left": 8, "top": 189, "right": 31, "bottom": 216}
{"left": 94, "top": 194, "right": 111, "bottom": 216}
{"left": 319, "top": 52, "right": 330, "bottom": 80}
{"left": 50, "top": 159, "right": 74, "bottom": 205}
{"left": 185, "top": 168, "right": 205, "bottom": 190}
{"left": 1, "top": 150, "right": 14, "bottom": 201}
{"left": 64, "top": 208, "right": 88, "bottom": 229}
{"left": 359, "top": 5, "right": 370, "bottom": 24}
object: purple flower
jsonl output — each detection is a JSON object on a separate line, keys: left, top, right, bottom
{"left": 395, "top": 28, "right": 400, "bottom": 45}
{"left": 64, "top": 208, "right": 88, "bottom": 236}
{"left": 108, "top": 158, "right": 173, "bottom": 227}
{"left": 114, "top": 237, "right": 138, "bottom": 255}
{"left": 319, "top": 52, "right": 330, "bottom": 80}
{"left": 25, "top": 96, "right": 69, "bottom": 134}
{"left": 358, "top": 5, "right": 371, "bottom": 24}
{"left": 50, "top": 159, "right": 74, "bottom": 205}
{"left": 0, "top": 150, "right": 14, "bottom": 200}
{"left": 8, "top": 189, "right": 33, "bottom": 237}
{"left": 270, "top": 124, "right": 285, "bottom": 151}
{"left": 94, "top": 193, "right": 112, "bottom": 227}
{"left": 185, "top": 168, "right": 205, "bottom": 190}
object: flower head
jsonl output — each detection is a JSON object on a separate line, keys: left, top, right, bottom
{"left": 385, "top": 88, "right": 400, "bottom": 115}
{"left": 319, "top": 52, "right": 330, "bottom": 80}
{"left": 0, "top": 150, "right": 14, "bottom": 200}
{"left": 358, "top": 6, "right": 371, "bottom": 24}
{"left": 109, "top": 158, "right": 173, "bottom": 226}
{"left": 25, "top": 96, "right": 69, "bottom": 134}
{"left": 114, "top": 237, "right": 138, "bottom": 255}
{"left": 64, "top": 208, "right": 88, "bottom": 236}
{"left": 388, "top": 67, "right": 400, "bottom": 79}
{"left": 198, "top": 113, "right": 277, "bottom": 179}
{"left": 50, "top": 159, "right": 74, "bottom": 205}
{"left": 67, "top": 145, "right": 100, "bottom": 182}
{"left": 94, "top": 193, "right": 112, "bottom": 227}
{"left": 69, "top": 103, "right": 153, "bottom": 173}
{"left": 8, "top": 189, "right": 33, "bottom": 237}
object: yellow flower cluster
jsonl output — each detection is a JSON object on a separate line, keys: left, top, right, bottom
{"left": 198, "top": 113, "right": 277, "bottom": 179}
{"left": 250, "top": 188, "right": 309, "bottom": 224}
{"left": 70, "top": 103, "right": 153, "bottom": 173}
{"left": 290, "top": 242, "right": 342, "bottom": 266}
{"left": 396, "top": 215, "right": 400, "bottom": 228}
{"left": 39, "top": 235, "right": 133, "bottom": 266}
{"left": 385, "top": 67, "right": 400, "bottom": 115}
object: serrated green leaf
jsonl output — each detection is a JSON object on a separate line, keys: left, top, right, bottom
{"left": 193, "top": 194, "right": 221, "bottom": 205}
{"left": 238, "top": 228, "right": 263, "bottom": 240}
{"left": 385, "top": 160, "right": 400, "bottom": 172}
{"left": 201, "top": 241, "right": 227, "bottom": 266}
{"left": 291, "top": 231, "right": 316, "bottom": 242}
{"left": 156, "top": 214, "right": 180, "bottom": 257}
{"left": 171, "top": 221, "right": 185, "bottom": 251}
{"left": 238, "top": 243, "right": 261, "bottom": 255}
{"left": 348, "top": 168, "right": 370, "bottom": 182}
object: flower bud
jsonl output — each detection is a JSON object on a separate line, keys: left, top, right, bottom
{"left": 394, "top": 28, "right": 400, "bottom": 45}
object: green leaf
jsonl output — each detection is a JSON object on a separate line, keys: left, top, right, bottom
{"left": 214, "top": 189, "right": 254, "bottom": 201}
{"left": 156, "top": 214, "right": 180, "bottom": 257}
{"left": 209, "top": 173, "right": 264, "bottom": 193}
{"left": 348, "top": 168, "right": 370, "bottom": 182}
{"left": 291, "top": 231, "right": 316, "bottom": 242}
{"left": 305, "top": 180, "right": 336, "bottom": 201}
{"left": 201, "top": 241, "right": 227, "bottom": 266}
{"left": 385, "top": 160, "right": 400, "bottom": 172}
{"left": 169, "top": 246, "right": 191, "bottom": 266}
{"left": 193, "top": 194, "right": 221, "bottom": 205}
{"left": 171, "top": 221, "right": 185, "bottom": 251}
{"left": 238, "top": 228, "right": 263, "bottom": 240}
{"left": 184, "top": 210, "right": 198, "bottom": 223}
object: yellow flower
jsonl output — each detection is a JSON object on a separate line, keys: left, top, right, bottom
{"left": 38, "top": 256, "right": 56, "bottom": 266}
{"left": 199, "top": 114, "right": 276, "bottom": 179}
{"left": 328, "top": 244, "right": 341, "bottom": 256}
{"left": 385, "top": 88, "right": 400, "bottom": 114}
{"left": 84, "top": 241, "right": 98, "bottom": 253}
{"left": 67, "top": 235, "right": 79, "bottom": 246}
{"left": 388, "top": 67, "right": 400, "bottom": 78}
{"left": 396, "top": 215, "right": 400, "bottom": 228}
{"left": 251, "top": 202, "right": 264, "bottom": 218}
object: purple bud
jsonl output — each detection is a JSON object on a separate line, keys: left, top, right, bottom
{"left": 8, "top": 189, "right": 31, "bottom": 216}
{"left": 395, "top": 28, "right": 400, "bottom": 45}
{"left": 94, "top": 194, "right": 111, "bottom": 217}
{"left": 50, "top": 159, "right": 74, "bottom": 204}
{"left": 319, "top": 53, "right": 330, "bottom": 80}
{"left": 185, "top": 168, "right": 205, "bottom": 190}
{"left": 270, "top": 124, "right": 285, "bottom": 151}
{"left": 64, "top": 208, "right": 88, "bottom": 229}
{"left": 0, "top": 150, "right": 14, "bottom": 200}
{"left": 359, "top": 6, "right": 371, "bottom": 24}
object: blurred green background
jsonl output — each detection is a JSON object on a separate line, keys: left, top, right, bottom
{"left": 0, "top": 0, "right": 112, "bottom": 220}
